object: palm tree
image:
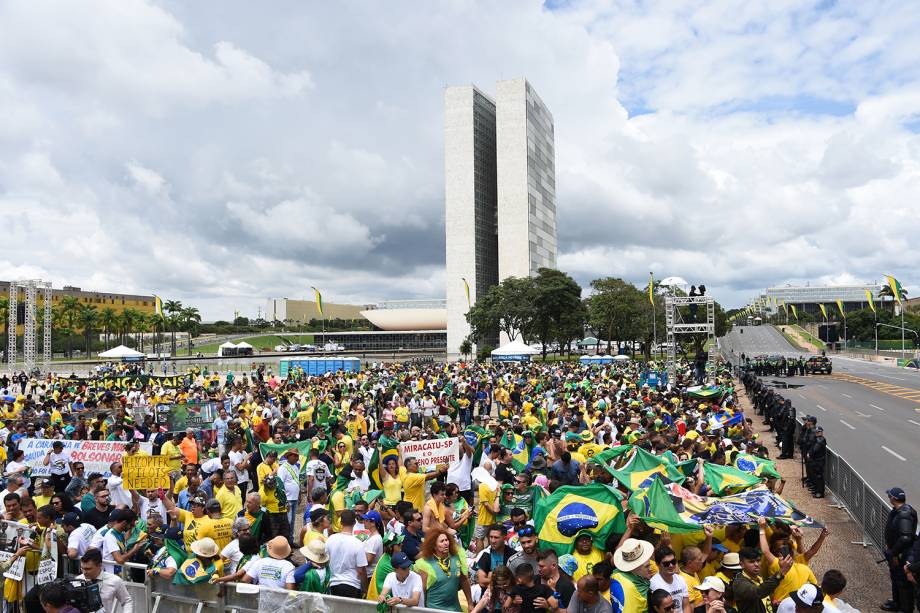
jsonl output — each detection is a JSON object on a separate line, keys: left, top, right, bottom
{"left": 149, "top": 312, "right": 167, "bottom": 356}
{"left": 164, "top": 300, "right": 183, "bottom": 356}
{"left": 59, "top": 296, "right": 81, "bottom": 357}
{"left": 78, "top": 305, "right": 99, "bottom": 356}
{"left": 99, "top": 307, "right": 118, "bottom": 351}
{"left": 878, "top": 284, "right": 909, "bottom": 311}
{"left": 130, "top": 309, "right": 149, "bottom": 352}
{"left": 117, "top": 309, "right": 134, "bottom": 346}
{"left": 179, "top": 306, "right": 202, "bottom": 355}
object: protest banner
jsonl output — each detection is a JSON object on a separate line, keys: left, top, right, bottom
{"left": 18, "top": 439, "right": 153, "bottom": 478}
{"left": 123, "top": 454, "right": 171, "bottom": 490}
{"left": 398, "top": 437, "right": 459, "bottom": 472}
{"left": 154, "top": 401, "right": 222, "bottom": 433}
{"left": 56, "top": 374, "right": 188, "bottom": 391}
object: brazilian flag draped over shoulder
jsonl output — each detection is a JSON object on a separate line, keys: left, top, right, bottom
{"left": 500, "top": 431, "right": 531, "bottom": 472}
{"left": 733, "top": 452, "right": 781, "bottom": 480}
{"left": 368, "top": 434, "right": 400, "bottom": 491}
{"left": 628, "top": 479, "right": 821, "bottom": 533}
{"left": 606, "top": 447, "right": 686, "bottom": 491}
{"left": 532, "top": 483, "right": 625, "bottom": 555}
{"left": 464, "top": 425, "right": 490, "bottom": 466}
{"left": 702, "top": 462, "right": 763, "bottom": 496}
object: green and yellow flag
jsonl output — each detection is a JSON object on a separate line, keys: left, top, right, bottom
{"left": 866, "top": 288, "right": 876, "bottom": 313}
{"left": 733, "top": 452, "right": 781, "bottom": 480}
{"left": 462, "top": 278, "right": 471, "bottom": 308}
{"left": 836, "top": 299, "right": 845, "bottom": 319}
{"left": 532, "top": 483, "right": 625, "bottom": 555}
{"left": 886, "top": 275, "right": 905, "bottom": 304}
{"left": 368, "top": 434, "right": 400, "bottom": 491}
{"left": 606, "top": 447, "right": 686, "bottom": 491}
{"left": 154, "top": 295, "right": 163, "bottom": 316}
{"left": 702, "top": 462, "right": 763, "bottom": 496}
{"left": 649, "top": 272, "right": 655, "bottom": 306}
{"left": 790, "top": 304, "right": 798, "bottom": 320}
{"left": 500, "top": 431, "right": 531, "bottom": 472}
{"left": 311, "top": 286, "right": 324, "bottom": 316}
{"left": 819, "top": 304, "right": 828, "bottom": 321}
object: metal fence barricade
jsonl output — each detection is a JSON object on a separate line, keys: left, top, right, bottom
{"left": 221, "top": 582, "right": 459, "bottom": 613}
{"left": 863, "top": 483, "right": 890, "bottom": 551}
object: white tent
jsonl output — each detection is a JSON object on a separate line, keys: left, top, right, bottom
{"left": 491, "top": 340, "right": 539, "bottom": 361}
{"left": 235, "top": 342, "right": 253, "bottom": 349}
{"left": 217, "top": 341, "right": 237, "bottom": 357}
{"left": 98, "top": 345, "right": 145, "bottom": 359}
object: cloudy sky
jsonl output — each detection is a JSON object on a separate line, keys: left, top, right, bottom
{"left": 2, "top": 0, "right": 918, "bottom": 319}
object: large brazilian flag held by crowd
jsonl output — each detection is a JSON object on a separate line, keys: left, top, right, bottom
{"left": 532, "top": 483, "right": 626, "bottom": 555}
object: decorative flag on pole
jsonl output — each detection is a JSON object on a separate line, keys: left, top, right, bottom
{"left": 311, "top": 287, "right": 324, "bottom": 316}
{"left": 819, "top": 304, "right": 828, "bottom": 321}
{"left": 790, "top": 305, "right": 798, "bottom": 320}
{"left": 780, "top": 301, "right": 787, "bottom": 313}
{"left": 462, "top": 278, "right": 471, "bottom": 308}
{"left": 885, "top": 275, "right": 904, "bottom": 304}
{"left": 154, "top": 296, "right": 163, "bottom": 316}
{"left": 836, "top": 299, "right": 845, "bottom": 319}
{"left": 649, "top": 272, "right": 655, "bottom": 306}
{"left": 866, "top": 289, "right": 876, "bottom": 313}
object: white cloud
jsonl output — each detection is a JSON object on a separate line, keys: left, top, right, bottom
{"left": 0, "top": 0, "right": 919, "bottom": 318}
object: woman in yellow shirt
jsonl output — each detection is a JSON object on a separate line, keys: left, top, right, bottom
{"left": 381, "top": 457, "right": 402, "bottom": 506}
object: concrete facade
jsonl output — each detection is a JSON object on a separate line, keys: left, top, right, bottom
{"left": 445, "top": 85, "right": 499, "bottom": 355}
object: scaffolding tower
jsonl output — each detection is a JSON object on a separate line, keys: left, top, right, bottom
{"left": 6, "top": 279, "right": 52, "bottom": 372}
{"left": 664, "top": 294, "right": 716, "bottom": 377}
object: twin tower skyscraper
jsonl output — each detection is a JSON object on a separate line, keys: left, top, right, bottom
{"left": 444, "top": 77, "right": 557, "bottom": 356}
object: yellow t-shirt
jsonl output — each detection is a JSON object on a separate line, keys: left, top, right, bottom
{"left": 578, "top": 442, "right": 605, "bottom": 459}
{"left": 32, "top": 494, "right": 52, "bottom": 508}
{"left": 303, "top": 529, "right": 326, "bottom": 547}
{"left": 199, "top": 516, "right": 233, "bottom": 550}
{"left": 259, "top": 485, "right": 282, "bottom": 514}
{"left": 681, "top": 570, "right": 703, "bottom": 606}
{"left": 256, "top": 461, "right": 277, "bottom": 486}
{"left": 425, "top": 498, "right": 445, "bottom": 524}
{"left": 160, "top": 442, "right": 183, "bottom": 472}
{"left": 572, "top": 547, "right": 605, "bottom": 581}
{"left": 330, "top": 489, "right": 346, "bottom": 532}
{"left": 173, "top": 476, "right": 188, "bottom": 496}
{"left": 383, "top": 474, "right": 402, "bottom": 506}
{"left": 395, "top": 406, "right": 409, "bottom": 423}
{"left": 400, "top": 469, "right": 426, "bottom": 511}
{"left": 478, "top": 482, "right": 498, "bottom": 527}
{"left": 215, "top": 485, "right": 242, "bottom": 520}
{"left": 177, "top": 509, "right": 213, "bottom": 550}
{"left": 767, "top": 559, "right": 817, "bottom": 603}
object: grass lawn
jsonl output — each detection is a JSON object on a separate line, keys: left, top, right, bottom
{"left": 193, "top": 334, "right": 315, "bottom": 355}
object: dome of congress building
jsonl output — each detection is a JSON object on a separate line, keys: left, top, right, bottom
{"left": 360, "top": 299, "right": 447, "bottom": 331}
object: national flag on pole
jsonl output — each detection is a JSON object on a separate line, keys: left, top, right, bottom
{"left": 866, "top": 289, "right": 876, "bottom": 313}
{"left": 649, "top": 272, "right": 655, "bottom": 306}
{"left": 532, "top": 483, "right": 626, "bottom": 555}
{"left": 885, "top": 275, "right": 904, "bottom": 304}
{"left": 836, "top": 299, "right": 845, "bottom": 319}
{"left": 702, "top": 462, "right": 763, "bottom": 496}
{"left": 154, "top": 296, "right": 163, "bottom": 316}
{"left": 819, "top": 304, "right": 828, "bottom": 321}
{"left": 311, "top": 286, "right": 324, "bottom": 316}
{"left": 790, "top": 304, "right": 798, "bottom": 320}
{"left": 462, "top": 277, "right": 471, "bottom": 308}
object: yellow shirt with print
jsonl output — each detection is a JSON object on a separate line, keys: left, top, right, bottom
{"left": 215, "top": 485, "right": 242, "bottom": 520}
{"left": 572, "top": 546, "right": 605, "bottom": 581}
{"left": 257, "top": 461, "right": 277, "bottom": 486}
{"left": 176, "top": 509, "right": 214, "bottom": 550}
{"left": 399, "top": 468, "right": 427, "bottom": 512}
{"left": 394, "top": 406, "right": 409, "bottom": 423}
{"left": 767, "top": 559, "right": 817, "bottom": 604}
{"left": 199, "top": 516, "right": 233, "bottom": 550}
{"left": 259, "top": 485, "right": 282, "bottom": 514}
{"left": 578, "top": 442, "right": 605, "bottom": 460}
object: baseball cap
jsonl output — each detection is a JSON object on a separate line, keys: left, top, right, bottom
{"left": 887, "top": 487, "right": 907, "bottom": 502}
{"left": 40, "top": 479, "right": 53, "bottom": 488}
{"left": 109, "top": 508, "right": 136, "bottom": 523}
{"left": 391, "top": 552, "right": 413, "bottom": 569}
{"left": 359, "top": 510, "right": 382, "bottom": 524}
{"left": 61, "top": 512, "right": 82, "bottom": 528}
{"left": 711, "top": 542, "right": 729, "bottom": 553}
{"left": 190, "top": 496, "right": 207, "bottom": 507}
{"left": 205, "top": 499, "right": 222, "bottom": 513}
{"left": 790, "top": 584, "right": 825, "bottom": 610}
{"left": 697, "top": 576, "right": 726, "bottom": 594}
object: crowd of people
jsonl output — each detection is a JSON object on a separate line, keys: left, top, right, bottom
{"left": 0, "top": 357, "right": 862, "bottom": 613}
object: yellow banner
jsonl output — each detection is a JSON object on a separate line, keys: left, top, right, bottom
{"left": 123, "top": 454, "right": 171, "bottom": 490}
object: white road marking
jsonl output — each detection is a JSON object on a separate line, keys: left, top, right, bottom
{"left": 797, "top": 393, "right": 805, "bottom": 399}
{"left": 816, "top": 384, "right": 826, "bottom": 389}
{"left": 882, "top": 446, "right": 908, "bottom": 461}
{"left": 839, "top": 419, "right": 856, "bottom": 430}
{"left": 877, "top": 374, "right": 908, "bottom": 381}
{"left": 841, "top": 393, "right": 853, "bottom": 398}
{"left": 871, "top": 404, "right": 886, "bottom": 411}
{"left": 909, "top": 420, "right": 920, "bottom": 427}
{"left": 856, "top": 411, "right": 871, "bottom": 418}
{"left": 816, "top": 405, "right": 827, "bottom": 412}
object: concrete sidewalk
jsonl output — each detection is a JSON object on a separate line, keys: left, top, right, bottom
{"left": 738, "top": 385, "right": 889, "bottom": 612}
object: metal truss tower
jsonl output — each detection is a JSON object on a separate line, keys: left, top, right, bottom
{"left": 7, "top": 279, "right": 52, "bottom": 372}
{"left": 664, "top": 294, "right": 716, "bottom": 377}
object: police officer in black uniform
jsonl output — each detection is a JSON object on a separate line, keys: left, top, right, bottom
{"left": 883, "top": 487, "right": 918, "bottom": 613}
{"left": 805, "top": 426, "right": 826, "bottom": 498}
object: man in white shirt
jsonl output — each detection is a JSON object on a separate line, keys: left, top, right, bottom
{"left": 78, "top": 548, "right": 134, "bottom": 613}
{"left": 61, "top": 512, "right": 96, "bottom": 559}
{"left": 325, "top": 510, "right": 368, "bottom": 598}
{"left": 305, "top": 448, "right": 329, "bottom": 499}
{"left": 242, "top": 536, "right": 296, "bottom": 589}
{"left": 277, "top": 449, "right": 302, "bottom": 543}
{"left": 107, "top": 461, "right": 133, "bottom": 508}
{"left": 379, "top": 552, "right": 424, "bottom": 607}
{"left": 447, "top": 437, "right": 475, "bottom": 503}
{"left": 44, "top": 441, "right": 73, "bottom": 492}
{"left": 649, "top": 547, "right": 691, "bottom": 613}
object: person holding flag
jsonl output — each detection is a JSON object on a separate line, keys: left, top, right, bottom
{"left": 611, "top": 538, "right": 655, "bottom": 613}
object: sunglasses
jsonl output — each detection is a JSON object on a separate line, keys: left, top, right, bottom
{"left": 518, "top": 526, "right": 536, "bottom": 537}
{"left": 661, "top": 559, "right": 677, "bottom": 567}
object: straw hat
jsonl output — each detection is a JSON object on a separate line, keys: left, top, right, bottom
{"left": 613, "top": 538, "right": 654, "bottom": 572}
{"left": 190, "top": 537, "right": 219, "bottom": 558}
{"left": 299, "top": 540, "right": 329, "bottom": 565}
{"left": 266, "top": 536, "right": 292, "bottom": 560}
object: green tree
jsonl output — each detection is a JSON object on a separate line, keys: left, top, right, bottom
{"left": 149, "top": 312, "right": 168, "bottom": 356}
{"left": 530, "top": 268, "right": 583, "bottom": 359}
{"left": 164, "top": 300, "right": 183, "bottom": 355}
{"left": 466, "top": 276, "right": 537, "bottom": 345}
{"left": 99, "top": 307, "right": 118, "bottom": 351}
{"left": 78, "top": 305, "right": 99, "bottom": 355}
{"left": 878, "top": 284, "right": 909, "bottom": 312}
{"left": 587, "top": 277, "right": 645, "bottom": 354}
{"left": 459, "top": 338, "right": 472, "bottom": 361}
{"left": 180, "top": 306, "right": 202, "bottom": 355}
{"left": 59, "top": 296, "right": 82, "bottom": 357}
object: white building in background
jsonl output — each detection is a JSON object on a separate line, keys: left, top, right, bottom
{"left": 444, "top": 78, "right": 557, "bottom": 356}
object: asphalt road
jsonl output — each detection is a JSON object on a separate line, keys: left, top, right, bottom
{"left": 723, "top": 326, "right": 920, "bottom": 500}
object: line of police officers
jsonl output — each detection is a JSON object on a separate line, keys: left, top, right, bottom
{"left": 741, "top": 353, "right": 809, "bottom": 377}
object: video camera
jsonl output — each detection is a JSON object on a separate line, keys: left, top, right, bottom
{"left": 52, "top": 577, "right": 103, "bottom": 613}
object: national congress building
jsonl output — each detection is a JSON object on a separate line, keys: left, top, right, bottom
{"left": 445, "top": 77, "right": 557, "bottom": 355}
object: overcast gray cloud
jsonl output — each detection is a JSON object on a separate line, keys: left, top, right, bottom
{"left": 1, "top": 0, "right": 918, "bottom": 319}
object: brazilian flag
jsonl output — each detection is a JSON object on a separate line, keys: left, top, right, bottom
{"left": 464, "top": 425, "right": 490, "bottom": 466}
{"left": 500, "top": 431, "right": 531, "bottom": 472}
{"left": 590, "top": 444, "right": 634, "bottom": 466}
{"left": 259, "top": 440, "right": 313, "bottom": 476}
{"left": 687, "top": 385, "right": 725, "bottom": 400}
{"left": 733, "top": 452, "right": 781, "bottom": 480}
{"left": 173, "top": 558, "right": 217, "bottom": 585}
{"left": 606, "top": 448, "right": 686, "bottom": 491}
{"left": 368, "top": 434, "right": 400, "bottom": 491}
{"left": 702, "top": 462, "right": 763, "bottom": 496}
{"left": 628, "top": 478, "right": 699, "bottom": 533}
{"left": 532, "top": 483, "right": 625, "bottom": 555}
